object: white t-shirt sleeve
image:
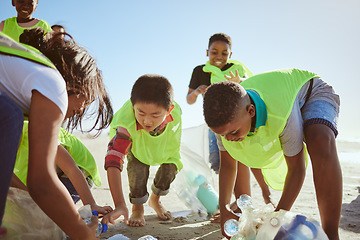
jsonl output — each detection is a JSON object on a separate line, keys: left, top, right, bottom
{"left": 0, "top": 55, "right": 68, "bottom": 116}
{"left": 22, "top": 65, "right": 68, "bottom": 116}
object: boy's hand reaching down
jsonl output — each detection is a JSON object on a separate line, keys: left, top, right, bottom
{"left": 101, "top": 205, "right": 129, "bottom": 225}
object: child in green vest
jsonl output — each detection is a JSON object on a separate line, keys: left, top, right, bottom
{"left": 0, "top": 0, "right": 52, "bottom": 42}
{"left": 10, "top": 120, "right": 113, "bottom": 216}
{"left": 103, "top": 74, "right": 182, "bottom": 227}
{"left": 0, "top": 28, "right": 113, "bottom": 239}
{"left": 187, "top": 33, "right": 273, "bottom": 221}
{"left": 203, "top": 69, "right": 341, "bottom": 240}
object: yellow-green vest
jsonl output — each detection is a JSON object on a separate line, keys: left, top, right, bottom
{"left": 0, "top": 31, "right": 56, "bottom": 69}
{"left": 14, "top": 121, "right": 102, "bottom": 187}
{"left": 110, "top": 100, "right": 183, "bottom": 170}
{"left": 2, "top": 16, "right": 52, "bottom": 42}
{"left": 222, "top": 69, "right": 319, "bottom": 190}
{"left": 203, "top": 60, "right": 253, "bottom": 84}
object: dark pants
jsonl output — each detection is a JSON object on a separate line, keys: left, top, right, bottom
{"left": 127, "top": 151, "right": 178, "bottom": 205}
{"left": 0, "top": 95, "right": 23, "bottom": 225}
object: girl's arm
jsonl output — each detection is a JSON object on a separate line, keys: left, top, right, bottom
{"left": 275, "top": 147, "right": 306, "bottom": 211}
{"left": 27, "top": 90, "right": 97, "bottom": 240}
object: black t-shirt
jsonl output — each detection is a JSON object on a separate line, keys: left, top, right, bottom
{"left": 188, "top": 63, "right": 234, "bottom": 89}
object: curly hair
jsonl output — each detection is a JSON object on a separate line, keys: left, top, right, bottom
{"left": 130, "top": 74, "right": 174, "bottom": 111}
{"left": 19, "top": 28, "right": 113, "bottom": 135}
{"left": 208, "top": 33, "right": 232, "bottom": 50}
{"left": 203, "top": 81, "right": 249, "bottom": 128}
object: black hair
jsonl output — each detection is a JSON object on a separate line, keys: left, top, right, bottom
{"left": 208, "top": 33, "right": 232, "bottom": 50}
{"left": 203, "top": 81, "right": 249, "bottom": 128}
{"left": 130, "top": 74, "right": 174, "bottom": 111}
{"left": 19, "top": 28, "right": 113, "bottom": 135}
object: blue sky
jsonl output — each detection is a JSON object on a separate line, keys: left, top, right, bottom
{"left": 1, "top": 0, "right": 359, "bottom": 140}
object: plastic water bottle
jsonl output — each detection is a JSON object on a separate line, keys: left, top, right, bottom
{"left": 273, "top": 215, "right": 328, "bottom": 240}
{"left": 237, "top": 194, "right": 254, "bottom": 213}
{"left": 195, "top": 174, "right": 219, "bottom": 214}
{"left": 83, "top": 210, "right": 108, "bottom": 237}
{"left": 138, "top": 235, "right": 158, "bottom": 240}
{"left": 224, "top": 218, "right": 240, "bottom": 237}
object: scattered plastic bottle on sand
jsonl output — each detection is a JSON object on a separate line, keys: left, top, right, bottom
{"left": 195, "top": 174, "right": 219, "bottom": 214}
{"left": 138, "top": 235, "right": 158, "bottom": 240}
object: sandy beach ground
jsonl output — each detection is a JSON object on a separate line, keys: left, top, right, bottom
{"left": 72, "top": 129, "right": 360, "bottom": 240}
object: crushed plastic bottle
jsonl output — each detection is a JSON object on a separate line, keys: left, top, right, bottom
{"left": 224, "top": 218, "right": 239, "bottom": 237}
{"left": 236, "top": 194, "right": 255, "bottom": 213}
{"left": 138, "top": 235, "right": 158, "bottom": 240}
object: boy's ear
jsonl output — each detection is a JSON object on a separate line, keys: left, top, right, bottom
{"left": 206, "top": 49, "right": 209, "bottom": 57}
{"left": 167, "top": 104, "right": 175, "bottom": 115}
{"left": 229, "top": 52, "right": 232, "bottom": 59}
{"left": 248, "top": 104, "right": 256, "bottom": 118}
{"left": 12, "top": 0, "right": 16, "bottom": 6}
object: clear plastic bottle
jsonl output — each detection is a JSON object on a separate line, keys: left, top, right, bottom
{"left": 83, "top": 210, "right": 108, "bottom": 237}
{"left": 138, "top": 235, "right": 158, "bottom": 240}
{"left": 236, "top": 194, "right": 254, "bottom": 213}
{"left": 224, "top": 218, "right": 239, "bottom": 237}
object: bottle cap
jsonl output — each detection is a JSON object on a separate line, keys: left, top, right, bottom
{"left": 101, "top": 223, "right": 108, "bottom": 233}
{"left": 92, "top": 210, "right": 99, "bottom": 216}
{"left": 194, "top": 174, "right": 207, "bottom": 186}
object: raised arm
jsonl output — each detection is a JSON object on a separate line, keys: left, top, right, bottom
{"left": 27, "top": 90, "right": 97, "bottom": 240}
{"left": 186, "top": 85, "right": 207, "bottom": 104}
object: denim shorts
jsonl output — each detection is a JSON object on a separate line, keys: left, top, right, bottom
{"left": 302, "top": 100, "right": 339, "bottom": 136}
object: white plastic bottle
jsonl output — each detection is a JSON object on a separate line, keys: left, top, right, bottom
{"left": 138, "top": 235, "right": 158, "bottom": 240}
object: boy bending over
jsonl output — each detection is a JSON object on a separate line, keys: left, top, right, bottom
{"left": 103, "top": 74, "right": 182, "bottom": 227}
{"left": 203, "top": 69, "right": 341, "bottom": 240}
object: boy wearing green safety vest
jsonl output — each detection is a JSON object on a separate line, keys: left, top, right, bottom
{"left": 203, "top": 68, "right": 341, "bottom": 240}
{"left": 103, "top": 74, "right": 182, "bottom": 227}
{"left": 11, "top": 121, "right": 113, "bottom": 216}
{"left": 187, "top": 33, "right": 272, "bottom": 220}
{"left": 0, "top": 0, "right": 52, "bottom": 42}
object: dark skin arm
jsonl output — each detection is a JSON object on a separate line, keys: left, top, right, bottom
{"left": 276, "top": 147, "right": 306, "bottom": 211}
{"left": 219, "top": 150, "right": 251, "bottom": 239}
{"left": 186, "top": 86, "right": 207, "bottom": 104}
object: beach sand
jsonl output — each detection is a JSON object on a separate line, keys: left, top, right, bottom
{"left": 72, "top": 130, "right": 360, "bottom": 240}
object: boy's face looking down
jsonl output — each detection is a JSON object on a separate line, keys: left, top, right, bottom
{"left": 14, "top": 0, "right": 38, "bottom": 21}
{"left": 211, "top": 104, "right": 255, "bottom": 142}
{"left": 133, "top": 102, "right": 173, "bottom": 132}
{"left": 207, "top": 40, "right": 232, "bottom": 70}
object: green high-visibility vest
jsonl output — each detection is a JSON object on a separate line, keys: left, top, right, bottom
{"left": 110, "top": 100, "right": 183, "bottom": 170}
{"left": 203, "top": 60, "right": 253, "bottom": 84}
{"left": 222, "top": 68, "right": 318, "bottom": 190}
{"left": 14, "top": 121, "right": 102, "bottom": 187}
{"left": 0, "top": 31, "right": 56, "bottom": 69}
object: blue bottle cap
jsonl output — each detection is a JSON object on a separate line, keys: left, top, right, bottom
{"left": 92, "top": 210, "right": 99, "bottom": 216}
{"left": 101, "top": 223, "right": 108, "bottom": 233}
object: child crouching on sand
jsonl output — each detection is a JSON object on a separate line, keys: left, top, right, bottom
{"left": 103, "top": 74, "right": 182, "bottom": 227}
